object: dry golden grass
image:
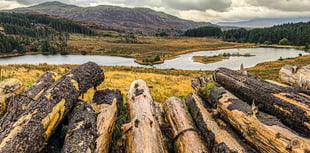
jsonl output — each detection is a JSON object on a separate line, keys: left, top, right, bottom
{"left": 0, "top": 64, "right": 204, "bottom": 103}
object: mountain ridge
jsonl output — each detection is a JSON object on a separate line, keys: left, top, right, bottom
{"left": 8, "top": 1, "right": 212, "bottom": 33}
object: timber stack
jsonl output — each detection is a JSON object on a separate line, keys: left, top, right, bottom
{"left": 0, "top": 62, "right": 309, "bottom": 153}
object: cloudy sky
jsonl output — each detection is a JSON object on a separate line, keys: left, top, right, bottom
{"left": 1, "top": 0, "right": 310, "bottom": 23}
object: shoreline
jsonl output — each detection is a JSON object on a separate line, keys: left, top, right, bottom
{"left": 1, "top": 43, "right": 306, "bottom": 66}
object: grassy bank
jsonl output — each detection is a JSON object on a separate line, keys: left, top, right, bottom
{"left": 67, "top": 33, "right": 254, "bottom": 64}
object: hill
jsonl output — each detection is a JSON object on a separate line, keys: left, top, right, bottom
{"left": 8, "top": 1, "right": 212, "bottom": 33}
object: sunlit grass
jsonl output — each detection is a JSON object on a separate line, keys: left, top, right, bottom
{"left": 0, "top": 64, "right": 204, "bottom": 103}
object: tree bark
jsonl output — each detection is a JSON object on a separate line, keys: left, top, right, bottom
{"left": 163, "top": 97, "right": 208, "bottom": 153}
{"left": 0, "top": 78, "right": 24, "bottom": 115}
{"left": 0, "top": 62, "right": 104, "bottom": 153}
{"left": 91, "top": 89, "right": 123, "bottom": 153}
{"left": 61, "top": 100, "right": 97, "bottom": 153}
{"left": 213, "top": 67, "right": 310, "bottom": 136}
{"left": 0, "top": 72, "right": 57, "bottom": 127}
{"left": 279, "top": 64, "right": 310, "bottom": 90}
{"left": 209, "top": 86, "right": 310, "bottom": 153}
{"left": 186, "top": 93, "right": 256, "bottom": 153}
{"left": 124, "top": 79, "right": 167, "bottom": 153}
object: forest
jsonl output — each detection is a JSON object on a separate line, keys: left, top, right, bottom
{"left": 222, "top": 22, "right": 310, "bottom": 46}
{"left": 183, "top": 26, "right": 221, "bottom": 37}
{"left": 0, "top": 12, "right": 95, "bottom": 54}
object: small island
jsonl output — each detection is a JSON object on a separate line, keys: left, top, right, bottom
{"left": 193, "top": 52, "right": 255, "bottom": 64}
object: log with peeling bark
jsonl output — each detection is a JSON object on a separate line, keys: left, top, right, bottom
{"left": 124, "top": 80, "right": 167, "bottom": 153}
{"left": 186, "top": 93, "right": 256, "bottom": 153}
{"left": 61, "top": 100, "right": 97, "bottom": 153}
{"left": 279, "top": 64, "right": 310, "bottom": 90}
{"left": 0, "top": 72, "right": 57, "bottom": 127}
{"left": 91, "top": 89, "right": 123, "bottom": 153}
{"left": 163, "top": 97, "right": 208, "bottom": 153}
{"left": 0, "top": 62, "right": 104, "bottom": 153}
{"left": 0, "top": 78, "right": 24, "bottom": 115}
{"left": 209, "top": 86, "right": 310, "bottom": 153}
{"left": 213, "top": 67, "right": 310, "bottom": 136}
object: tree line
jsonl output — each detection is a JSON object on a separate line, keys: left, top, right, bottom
{"left": 184, "top": 26, "right": 221, "bottom": 37}
{"left": 184, "top": 22, "right": 310, "bottom": 47}
{"left": 0, "top": 12, "right": 96, "bottom": 36}
{"left": 222, "top": 22, "right": 310, "bottom": 46}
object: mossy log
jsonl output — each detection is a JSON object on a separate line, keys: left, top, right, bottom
{"left": 209, "top": 86, "right": 310, "bottom": 153}
{"left": 163, "top": 97, "right": 208, "bottom": 153}
{"left": 91, "top": 89, "right": 123, "bottom": 153}
{"left": 191, "top": 74, "right": 211, "bottom": 103}
{"left": 0, "top": 78, "right": 24, "bottom": 115}
{"left": 124, "top": 80, "right": 167, "bottom": 153}
{"left": 186, "top": 93, "right": 255, "bottom": 153}
{"left": 213, "top": 67, "right": 310, "bottom": 136}
{"left": 279, "top": 64, "right": 310, "bottom": 90}
{"left": 0, "top": 72, "right": 57, "bottom": 127}
{"left": 0, "top": 62, "right": 104, "bottom": 153}
{"left": 61, "top": 100, "right": 97, "bottom": 153}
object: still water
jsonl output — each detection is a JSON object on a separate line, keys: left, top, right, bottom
{"left": 0, "top": 48, "right": 308, "bottom": 70}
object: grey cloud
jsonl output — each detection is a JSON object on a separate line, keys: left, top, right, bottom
{"left": 0, "top": 0, "right": 25, "bottom": 9}
{"left": 14, "top": 0, "right": 51, "bottom": 5}
{"left": 245, "top": 0, "right": 310, "bottom": 11}
{"left": 164, "top": 0, "right": 232, "bottom": 11}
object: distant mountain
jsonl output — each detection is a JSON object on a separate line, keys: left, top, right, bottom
{"left": 8, "top": 1, "right": 212, "bottom": 33}
{"left": 218, "top": 17, "right": 310, "bottom": 28}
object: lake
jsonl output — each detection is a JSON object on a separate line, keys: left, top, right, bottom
{"left": 0, "top": 48, "right": 308, "bottom": 70}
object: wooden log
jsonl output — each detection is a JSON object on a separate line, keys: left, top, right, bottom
{"left": 209, "top": 86, "right": 310, "bottom": 153}
{"left": 0, "top": 78, "right": 24, "bottom": 115}
{"left": 279, "top": 64, "right": 310, "bottom": 90}
{"left": 124, "top": 80, "right": 167, "bottom": 153}
{"left": 0, "top": 72, "right": 57, "bottom": 127}
{"left": 152, "top": 101, "right": 165, "bottom": 126}
{"left": 186, "top": 93, "right": 256, "bottom": 153}
{"left": 213, "top": 67, "right": 310, "bottom": 136}
{"left": 91, "top": 89, "right": 123, "bottom": 153}
{"left": 0, "top": 62, "right": 104, "bottom": 153}
{"left": 61, "top": 100, "right": 97, "bottom": 153}
{"left": 163, "top": 97, "right": 208, "bottom": 153}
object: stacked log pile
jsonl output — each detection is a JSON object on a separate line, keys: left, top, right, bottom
{"left": 188, "top": 67, "right": 310, "bottom": 153}
{"left": 0, "top": 62, "right": 309, "bottom": 153}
